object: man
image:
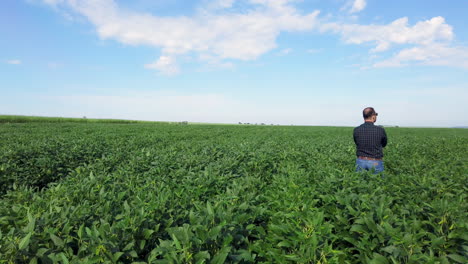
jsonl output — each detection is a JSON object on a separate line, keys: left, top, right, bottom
{"left": 353, "top": 107, "right": 387, "bottom": 174}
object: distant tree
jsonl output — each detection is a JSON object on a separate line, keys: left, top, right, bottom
{"left": 238, "top": 122, "right": 242, "bottom": 125}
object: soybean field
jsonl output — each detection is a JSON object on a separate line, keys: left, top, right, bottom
{"left": 0, "top": 120, "right": 467, "bottom": 263}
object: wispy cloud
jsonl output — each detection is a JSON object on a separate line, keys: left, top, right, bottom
{"left": 340, "top": 0, "right": 366, "bottom": 14}
{"left": 209, "top": 0, "right": 237, "bottom": 9}
{"left": 323, "top": 16, "right": 453, "bottom": 52}
{"left": 374, "top": 44, "right": 468, "bottom": 69}
{"left": 278, "top": 48, "right": 293, "bottom": 56}
{"left": 350, "top": 0, "right": 366, "bottom": 14}
{"left": 144, "top": 56, "right": 180, "bottom": 76}
{"left": 6, "top": 59, "right": 22, "bottom": 65}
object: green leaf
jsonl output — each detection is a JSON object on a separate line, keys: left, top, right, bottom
{"left": 350, "top": 224, "right": 366, "bottom": 233}
{"left": 447, "top": 254, "right": 466, "bottom": 263}
{"left": 123, "top": 242, "right": 134, "bottom": 251}
{"left": 85, "top": 227, "right": 93, "bottom": 238}
{"left": 194, "top": 251, "right": 210, "bottom": 262}
{"left": 431, "top": 237, "right": 445, "bottom": 247}
{"left": 143, "top": 228, "right": 154, "bottom": 239}
{"left": 453, "top": 232, "right": 468, "bottom": 241}
{"left": 36, "top": 248, "right": 49, "bottom": 257}
{"left": 369, "top": 253, "right": 389, "bottom": 264}
{"left": 77, "top": 224, "right": 84, "bottom": 239}
{"left": 25, "top": 211, "right": 36, "bottom": 233}
{"left": 50, "top": 234, "right": 64, "bottom": 247}
{"left": 123, "top": 200, "right": 130, "bottom": 212}
{"left": 343, "top": 236, "right": 358, "bottom": 246}
{"left": 207, "top": 202, "right": 213, "bottom": 216}
{"left": 284, "top": 254, "right": 300, "bottom": 261}
{"left": 211, "top": 247, "right": 230, "bottom": 264}
{"left": 462, "top": 245, "right": 468, "bottom": 253}
{"left": 128, "top": 250, "right": 138, "bottom": 258}
{"left": 112, "top": 252, "right": 124, "bottom": 262}
{"left": 19, "top": 232, "right": 32, "bottom": 250}
{"left": 381, "top": 245, "right": 397, "bottom": 255}
{"left": 47, "top": 253, "right": 60, "bottom": 262}
{"left": 172, "top": 234, "right": 182, "bottom": 250}
{"left": 59, "top": 253, "right": 70, "bottom": 264}
{"left": 234, "top": 249, "right": 255, "bottom": 262}
{"left": 208, "top": 226, "right": 222, "bottom": 239}
{"left": 139, "top": 240, "right": 146, "bottom": 250}
{"left": 277, "top": 241, "right": 292, "bottom": 248}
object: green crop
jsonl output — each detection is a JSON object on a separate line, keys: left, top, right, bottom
{"left": 0, "top": 122, "right": 466, "bottom": 263}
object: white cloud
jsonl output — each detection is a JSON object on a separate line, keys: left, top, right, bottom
{"left": 43, "top": 0, "right": 320, "bottom": 74}
{"left": 6, "top": 59, "right": 22, "bottom": 65}
{"left": 340, "top": 0, "right": 366, "bottom": 14}
{"left": 278, "top": 48, "right": 292, "bottom": 56}
{"left": 350, "top": 0, "right": 366, "bottom": 14}
{"left": 374, "top": 44, "right": 468, "bottom": 69}
{"left": 39, "top": 0, "right": 467, "bottom": 72}
{"left": 210, "top": 0, "right": 237, "bottom": 9}
{"left": 196, "top": 53, "right": 236, "bottom": 71}
{"left": 144, "top": 56, "right": 180, "bottom": 75}
{"left": 323, "top": 16, "right": 453, "bottom": 52}
{"left": 318, "top": 14, "right": 468, "bottom": 69}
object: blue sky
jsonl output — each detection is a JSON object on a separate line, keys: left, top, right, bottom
{"left": 1, "top": 0, "right": 467, "bottom": 127}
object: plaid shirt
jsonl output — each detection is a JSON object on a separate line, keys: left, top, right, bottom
{"left": 353, "top": 122, "right": 388, "bottom": 159}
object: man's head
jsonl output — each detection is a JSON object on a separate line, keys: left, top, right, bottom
{"left": 363, "top": 107, "right": 378, "bottom": 123}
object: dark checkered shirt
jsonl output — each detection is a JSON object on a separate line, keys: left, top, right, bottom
{"left": 353, "top": 122, "right": 388, "bottom": 159}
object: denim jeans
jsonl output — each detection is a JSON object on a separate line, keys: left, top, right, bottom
{"left": 356, "top": 158, "right": 384, "bottom": 174}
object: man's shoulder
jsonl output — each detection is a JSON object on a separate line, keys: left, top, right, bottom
{"left": 372, "top": 125, "right": 387, "bottom": 136}
{"left": 354, "top": 123, "right": 366, "bottom": 129}
{"left": 354, "top": 123, "right": 385, "bottom": 131}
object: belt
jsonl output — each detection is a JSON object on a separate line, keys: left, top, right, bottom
{"left": 358, "top": 156, "right": 382, "bottom": 161}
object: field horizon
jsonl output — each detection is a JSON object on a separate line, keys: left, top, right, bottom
{"left": 1, "top": 114, "right": 466, "bottom": 129}
{"left": 0, "top": 120, "right": 466, "bottom": 263}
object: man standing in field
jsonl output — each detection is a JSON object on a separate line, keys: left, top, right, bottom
{"left": 353, "top": 107, "right": 387, "bottom": 174}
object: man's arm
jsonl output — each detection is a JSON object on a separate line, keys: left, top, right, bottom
{"left": 381, "top": 129, "right": 388, "bottom": 147}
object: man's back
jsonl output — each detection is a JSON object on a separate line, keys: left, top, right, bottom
{"left": 353, "top": 122, "right": 387, "bottom": 159}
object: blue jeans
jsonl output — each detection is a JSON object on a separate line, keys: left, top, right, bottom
{"left": 356, "top": 158, "right": 384, "bottom": 174}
